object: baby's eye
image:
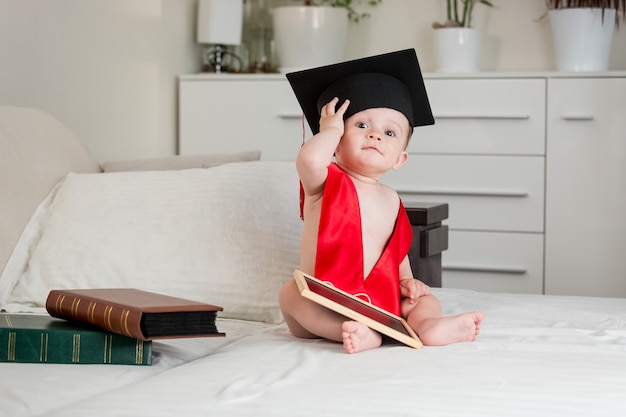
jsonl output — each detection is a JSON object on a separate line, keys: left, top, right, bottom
{"left": 385, "top": 130, "right": 396, "bottom": 137}
{"left": 356, "top": 122, "right": 368, "bottom": 129}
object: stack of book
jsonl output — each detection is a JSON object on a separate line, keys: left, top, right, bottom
{"left": 1, "top": 288, "right": 224, "bottom": 366}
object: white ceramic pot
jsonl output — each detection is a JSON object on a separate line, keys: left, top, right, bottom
{"left": 433, "top": 27, "right": 481, "bottom": 73}
{"left": 272, "top": 6, "right": 348, "bottom": 73}
{"left": 549, "top": 8, "right": 615, "bottom": 72}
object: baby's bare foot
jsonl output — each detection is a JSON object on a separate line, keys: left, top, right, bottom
{"left": 341, "top": 321, "right": 382, "bottom": 354}
{"left": 418, "top": 312, "right": 484, "bottom": 346}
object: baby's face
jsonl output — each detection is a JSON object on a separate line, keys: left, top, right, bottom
{"left": 346, "top": 107, "right": 410, "bottom": 145}
{"left": 335, "top": 107, "right": 410, "bottom": 174}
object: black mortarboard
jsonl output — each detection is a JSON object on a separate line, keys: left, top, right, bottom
{"left": 286, "top": 49, "right": 434, "bottom": 135}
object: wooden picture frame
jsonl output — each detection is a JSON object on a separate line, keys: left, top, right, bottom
{"left": 293, "top": 270, "right": 422, "bottom": 349}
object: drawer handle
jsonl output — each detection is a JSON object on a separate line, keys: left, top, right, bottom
{"left": 434, "top": 114, "right": 530, "bottom": 120}
{"left": 443, "top": 264, "right": 527, "bottom": 274}
{"left": 560, "top": 115, "right": 594, "bottom": 121}
{"left": 396, "top": 188, "right": 529, "bottom": 198}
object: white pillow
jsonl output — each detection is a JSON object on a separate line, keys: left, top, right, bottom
{"left": 1, "top": 161, "right": 302, "bottom": 324}
{"left": 101, "top": 150, "right": 261, "bottom": 172}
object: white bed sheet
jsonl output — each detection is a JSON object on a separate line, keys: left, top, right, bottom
{"left": 3, "top": 288, "right": 626, "bottom": 417}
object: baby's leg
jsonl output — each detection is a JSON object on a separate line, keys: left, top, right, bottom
{"left": 404, "top": 294, "right": 483, "bottom": 346}
{"left": 279, "top": 279, "right": 382, "bottom": 353}
{"left": 279, "top": 279, "right": 347, "bottom": 341}
{"left": 342, "top": 321, "right": 382, "bottom": 354}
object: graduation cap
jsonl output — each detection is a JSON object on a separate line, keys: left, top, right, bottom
{"left": 286, "top": 49, "right": 434, "bottom": 135}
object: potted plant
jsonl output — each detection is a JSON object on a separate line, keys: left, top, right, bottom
{"left": 545, "top": 0, "right": 626, "bottom": 71}
{"left": 299, "top": 0, "right": 382, "bottom": 23}
{"left": 545, "top": 0, "right": 625, "bottom": 22}
{"left": 433, "top": 0, "right": 494, "bottom": 28}
{"left": 432, "top": 0, "right": 494, "bottom": 72}
{"left": 272, "top": 0, "right": 382, "bottom": 72}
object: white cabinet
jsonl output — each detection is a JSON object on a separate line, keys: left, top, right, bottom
{"left": 545, "top": 77, "right": 626, "bottom": 297}
{"left": 178, "top": 74, "right": 310, "bottom": 160}
{"left": 178, "top": 72, "right": 626, "bottom": 297}
{"left": 383, "top": 77, "right": 546, "bottom": 294}
{"left": 414, "top": 79, "right": 546, "bottom": 156}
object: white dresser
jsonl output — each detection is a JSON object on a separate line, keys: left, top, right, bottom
{"left": 178, "top": 72, "right": 626, "bottom": 297}
{"left": 178, "top": 74, "right": 310, "bottom": 160}
{"left": 383, "top": 77, "right": 547, "bottom": 294}
{"left": 544, "top": 76, "right": 626, "bottom": 297}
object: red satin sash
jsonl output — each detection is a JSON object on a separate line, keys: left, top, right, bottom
{"left": 309, "top": 163, "right": 413, "bottom": 316}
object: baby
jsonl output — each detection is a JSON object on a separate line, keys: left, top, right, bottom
{"left": 279, "top": 49, "right": 483, "bottom": 353}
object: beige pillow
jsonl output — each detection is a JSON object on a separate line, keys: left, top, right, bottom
{"left": 1, "top": 161, "right": 301, "bottom": 324}
{"left": 102, "top": 150, "right": 261, "bottom": 172}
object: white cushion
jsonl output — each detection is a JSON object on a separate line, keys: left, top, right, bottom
{"left": 0, "top": 161, "right": 302, "bottom": 324}
{"left": 101, "top": 150, "right": 261, "bottom": 172}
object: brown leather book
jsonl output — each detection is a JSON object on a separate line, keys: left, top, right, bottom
{"left": 46, "top": 288, "right": 224, "bottom": 341}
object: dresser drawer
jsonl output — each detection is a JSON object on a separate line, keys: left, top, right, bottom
{"left": 383, "top": 154, "right": 545, "bottom": 233}
{"left": 179, "top": 78, "right": 310, "bottom": 160}
{"left": 441, "top": 230, "right": 544, "bottom": 294}
{"left": 414, "top": 78, "right": 546, "bottom": 155}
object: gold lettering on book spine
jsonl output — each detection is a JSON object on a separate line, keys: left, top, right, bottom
{"left": 71, "top": 297, "right": 81, "bottom": 320}
{"left": 104, "top": 334, "right": 112, "bottom": 363}
{"left": 88, "top": 302, "right": 97, "bottom": 324}
{"left": 135, "top": 339, "right": 143, "bottom": 364}
{"left": 121, "top": 309, "right": 131, "bottom": 337}
{"left": 39, "top": 333, "right": 49, "bottom": 362}
{"left": 7, "top": 332, "right": 16, "bottom": 361}
{"left": 55, "top": 294, "right": 66, "bottom": 315}
{"left": 4, "top": 316, "right": 14, "bottom": 361}
{"left": 72, "top": 334, "right": 80, "bottom": 363}
{"left": 104, "top": 305, "right": 113, "bottom": 332}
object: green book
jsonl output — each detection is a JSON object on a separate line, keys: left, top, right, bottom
{"left": 0, "top": 313, "right": 152, "bottom": 365}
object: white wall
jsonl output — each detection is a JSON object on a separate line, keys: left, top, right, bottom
{"left": 0, "top": 0, "right": 200, "bottom": 162}
{"left": 346, "top": 0, "right": 557, "bottom": 71}
{"left": 1, "top": 0, "right": 625, "bottom": 162}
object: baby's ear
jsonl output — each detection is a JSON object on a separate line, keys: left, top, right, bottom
{"left": 392, "top": 151, "right": 408, "bottom": 170}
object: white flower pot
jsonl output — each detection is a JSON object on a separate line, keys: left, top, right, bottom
{"left": 549, "top": 8, "right": 615, "bottom": 72}
{"left": 434, "top": 27, "right": 481, "bottom": 73}
{"left": 272, "top": 6, "right": 348, "bottom": 73}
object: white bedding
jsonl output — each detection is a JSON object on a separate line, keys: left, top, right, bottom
{"left": 3, "top": 288, "right": 626, "bottom": 417}
{"left": 2, "top": 160, "right": 625, "bottom": 416}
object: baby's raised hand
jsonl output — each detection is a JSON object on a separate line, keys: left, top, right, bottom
{"left": 400, "top": 278, "right": 430, "bottom": 304}
{"left": 319, "top": 97, "right": 349, "bottom": 136}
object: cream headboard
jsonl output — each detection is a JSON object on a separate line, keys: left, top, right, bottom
{"left": 0, "top": 106, "right": 101, "bottom": 274}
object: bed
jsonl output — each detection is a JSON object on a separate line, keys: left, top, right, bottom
{"left": 1, "top": 105, "right": 625, "bottom": 417}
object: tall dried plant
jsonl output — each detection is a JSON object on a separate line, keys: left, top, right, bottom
{"left": 545, "top": 0, "right": 626, "bottom": 25}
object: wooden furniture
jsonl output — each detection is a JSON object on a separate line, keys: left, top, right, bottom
{"left": 178, "top": 72, "right": 626, "bottom": 297}
{"left": 405, "top": 202, "right": 449, "bottom": 288}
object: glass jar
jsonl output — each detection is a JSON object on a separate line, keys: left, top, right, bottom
{"left": 242, "top": 0, "right": 277, "bottom": 73}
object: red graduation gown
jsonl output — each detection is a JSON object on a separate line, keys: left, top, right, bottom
{"left": 304, "top": 162, "right": 413, "bottom": 316}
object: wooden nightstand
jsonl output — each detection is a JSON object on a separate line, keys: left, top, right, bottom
{"left": 405, "top": 202, "right": 449, "bottom": 288}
